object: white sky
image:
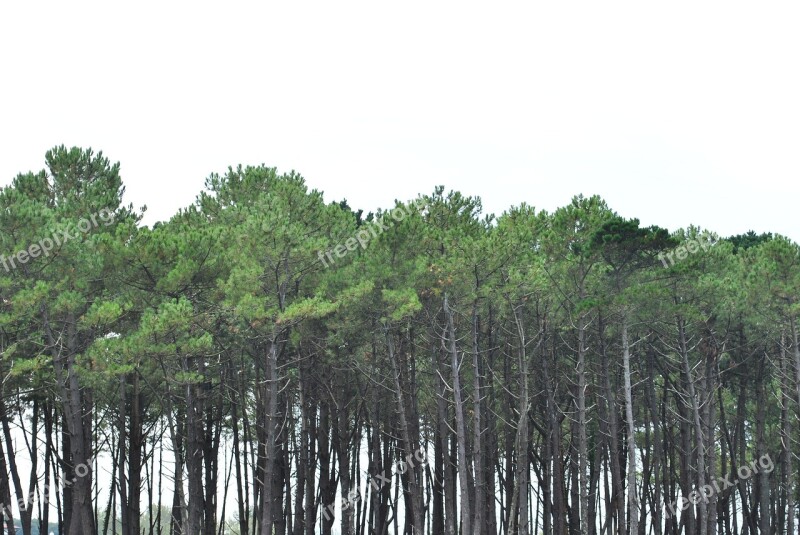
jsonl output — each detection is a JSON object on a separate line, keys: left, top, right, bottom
{"left": 1, "top": 2, "right": 799, "bottom": 241}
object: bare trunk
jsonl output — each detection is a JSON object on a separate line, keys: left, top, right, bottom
{"left": 0, "top": 397, "right": 33, "bottom": 535}
{"left": 118, "top": 376, "right": 130, "bottom": 535}
{"left": 755, "top": 356, "right": 770, "bottom": 535}
{"left": 292, "top": 378, "right": 307, "bottom": 535}
{"left": 45, "top": 313, "right": 95, "bottom": 535}
{"left": 645, "top": 341, "right": 663, "bottom": 535}
{"left": 443, "top": 294, "right": 472, "bottom": 535}
{"left": 577, "top": 314, "right": 590, "bottom": 535}
{"left": 184, "top": 355, "right": 205, "bottom": 535}
{"left": 677, "top": 318, "right": 707, "bottom": 535}
{"left": 335, "top": 404, "right": 355, "bottom": 535}
{"left": 434, "top": 344, "right": 456, "bottom": 535}
{"left": 508, "top": 302, "right": 530, "bottom": 535}
{"left": 781, "top": 332, "right": 795, "bottom": 535}
{"left": 599, "top": 314, "right": 625, "bottom": 535}
{"left": 163, "top": 368, "right": 189, "bottom": 535}
{"left": 471, "top": 305, "right": 485, "bottom": 535}
{"left": 0, "top": 416, "right": 16, "bottom": 535}
{"left": 622, "top": 316, "right": 638, "bottom": 535}
{"left": 260, "top": 338, "right": 280, "bottom": 535}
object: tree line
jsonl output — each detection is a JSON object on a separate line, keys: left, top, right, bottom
{"left": 1, "top": 146, "right": 799, "bottom": 535}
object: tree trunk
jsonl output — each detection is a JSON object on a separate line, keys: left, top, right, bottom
{"left": 509, "top": 302, "right": 530, "bottom": 535}
{"left": 45, "top": 313, "right": 95, "bottom": 535}
{"left": 0, "top": 413, "right": 16, "bottom": 535}
{"left": 385, "top": 330, "right": 424, "bottom": 533}
{"left": 577, "top": 311, "right": 590, "bottom": 535}
{"left": 0, "top": 396, "right": 33, "bottom": 535}
{"left": 755, "top": 355, "right": 770, "bottom": 535}
{"left": 260, "top": 338, "right": 280, "bottom": 535}
{"left": 599, "top": 314, "right": 625, "bottom": 535}
{"left": 443, "top": 294, "right": 472, "bottom": 535}
{"left": 434, "top": 343, "right": 456, "bottom": 535}
{"left": 184, "top": 355, "right": 205, "bottom": 535}
{"left": 621, "top": 316, "right": 638, "bottom": 535}
{"left": 471, "top": 304, "right": 485, "bottom": 535}
{"left": 678, "top": 318, "right": 707, "bottom": 535}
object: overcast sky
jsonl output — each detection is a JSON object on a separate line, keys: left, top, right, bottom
{"left": 1, "top": 2, "right": 798, "bottom": 241}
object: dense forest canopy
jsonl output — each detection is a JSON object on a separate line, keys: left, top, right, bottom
{"left": 1, "top": 147, "right": 799, "bottom": 535}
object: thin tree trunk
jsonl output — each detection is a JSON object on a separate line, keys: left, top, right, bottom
{"left": 621, "top": 315, "right": 638, "bottom": 535}
{"left": 508, "top": 301, "right": 530, "bottom": 535}
{"left": 471, "top": 304, "right": 485, "bottom": 535}
{"left": 385, "top": 330, "right": 424, "bottom": 533}
{"left": 44, "top": 312, "right": 95, "bottom": 535}
{"left": 677, "top": 318, "right": 707, "bottom": 535}
{"left": 184, "top": 355, "right": 205, "bottom": 535}
{"left": 599, "top": 314, "right": 625, "bottom": 535}
{"left": 0, "top": 397, "right": 34, "bottom": 535}
{"left": 0, "top": 412, "right": 16, "bottom": 535}
{"left": 781, "top": 332, "right": 795, "bottom": 535}
{"left": 260, "top": 337, "right": 280, "bottom": 535}
{"left": 577, "top": 312, "right": 590, "bottom": 535}
{"left": 755, "top": 355, "right": 770, "bottom": 535}
{"left": 434, "top": 343, "right": 456, "bottom": 535}
{"left": 443, "top": 294, "right": 472, "bottom": 535}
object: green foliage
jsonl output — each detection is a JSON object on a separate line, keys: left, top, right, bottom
{"left": 381, "top": 288, "right": 422, "bottom": 323}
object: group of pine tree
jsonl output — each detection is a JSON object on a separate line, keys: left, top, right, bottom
{"left": 0, "top": 146, "right": 799, "bottom": 535}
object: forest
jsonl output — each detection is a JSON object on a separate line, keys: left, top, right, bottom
{"left": 1, "top": 146, "right": 799, "bottom": 535}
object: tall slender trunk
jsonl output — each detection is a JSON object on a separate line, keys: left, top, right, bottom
{"left": 485, "top": 305, "right": 499, "bottom": 535}
{"left": 293, "top": 378, "right": 307, "bottom": 535}
{"left": 621, "top": 316, "right": 638, "bottom": 535}
{"left": 260, "top": 338, "right": 280, "bottom": 535}
{"left": 781, "top": 332, "right": 794, "bottom": 535}
{"left": 0, "top": 396, "right": 34, "bottom": 535}
{"left": 184, "top": 355, "right": 205, "bottom": 535}
{"left": 434, "top": 344, "right": 456, "bottom": 535}
{"left": 548, "top": 342, "right": 567, "bottom": 535}
{"left": 118, "top": 375, "right": 130, "bottom": 535}
{"left": 385, "top": 331, "right": 424, "bottom": 532}
{"left": 471, "top": 304, "right": 485, "bottom": 535}
{"left": 203, "top": 359, "right": 219, "bottom": 535}
{"left": 335, "top": 403, "right": 355, "bottom": 535}
{"left": 0, "top": 412, "right": 16, "bottom": 535}
{"left": 305, "top": 400, "right": 317, "bottom": 535}
{"left": 677, "top": 318, "right": 706, "bottom": 535}
{"left": 645, "top": 340, "right": 663, "bottom": 535}
{"left": 443, "top": 294, "right": 472, "bottom": 535}
{"left": 130, "top": 373, "right": 143, "bottom": 535}
{"left": 233, "top": 383, "right": 249, "bottom": 535}
{"left": 588, "top": 426, "right": 602, "bottom": 535}
{"left": 734, "top": 373, "right": 754, "bottom": 534}
{"left": 162, "top": 360, "right": 189, "bottom": 535}
{"left": 755, "top": 355, "right": 770, "bottom": 535}
{"left": 570, "top": 415, "right": 582, "bottom": 534}
{"left": 508, "top": 302, "right": 529, "bottom": 535}
{"left": 599, "top": 314, "right": 625, "bottom": 535}
{"left": 577, "top": 311, "right": 590, "bottom": 535}
{"left": 318, "top": 402, "right": 335, "bottom": 535}
{"left": 702, "top": 332, "right": 718, "bottom": 535}
{"left": 44, "top": 312, "right": 95, "bottom": 535}
{"left": 41, "top": 400, "right": 53, "bottom": 535}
